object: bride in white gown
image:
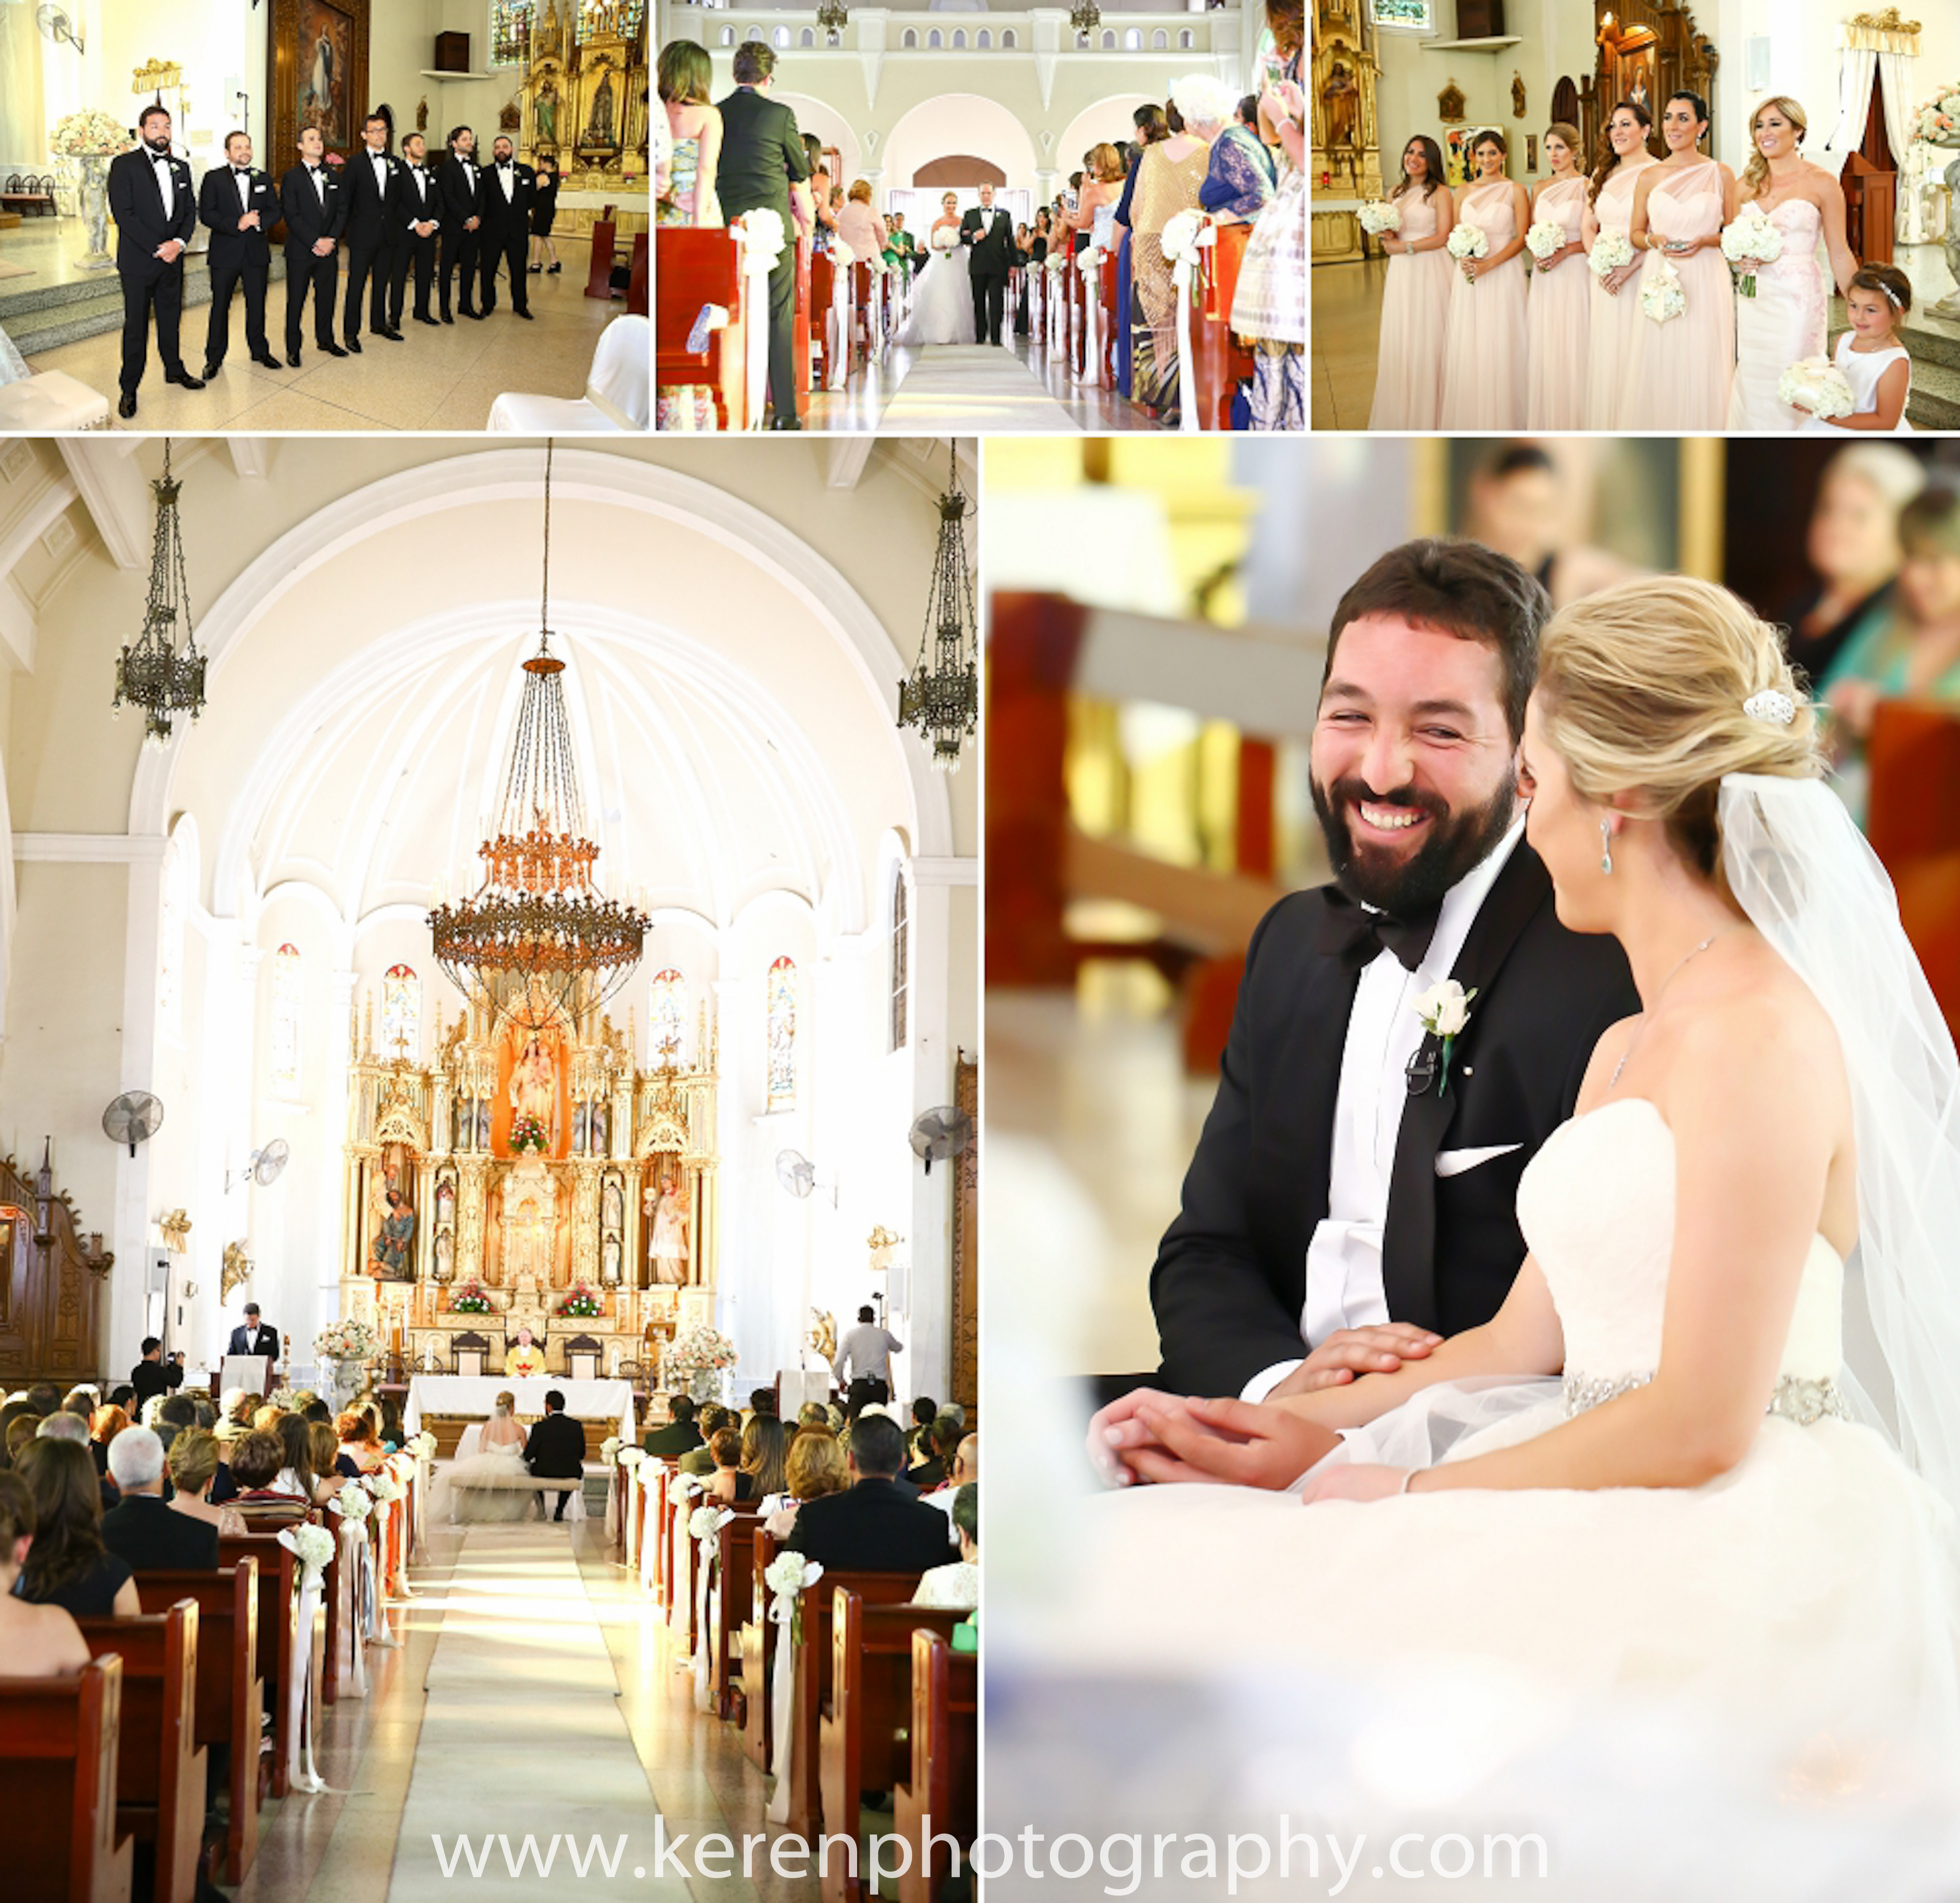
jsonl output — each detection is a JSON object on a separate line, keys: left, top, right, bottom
{"left": 894, "top": 193, "right": 975, "bottom": 347}
{"left": 430, "top": 1392, "right": 534, "bottom": 1525}
{"left": 1087, "top": 575, "right": 1960, "bottom": 1788}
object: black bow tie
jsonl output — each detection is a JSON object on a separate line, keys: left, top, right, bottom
{"left": 234, "top": 167, "right": 251, "bottom": 177}
{"left": 497, "top": 160, "right": 512, "bottom": 169}
{"left": 307, "top": 165, "right": 320, "bottom": 174}
{"left": 1318, "top": 886, "right": 1440, "bottom": 974}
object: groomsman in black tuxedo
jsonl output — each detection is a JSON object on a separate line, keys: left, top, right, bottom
{"left": 280, "top": 126, "right": 348, "bottom": 365}
{"left": 477, "top": 134, "right": 536, "bottom": 318}
{"left": 198, "top": 129, "right": 282, "bottom": 380}
{"left": 342, "top": 111, "right": 405, "bottom": 350}
{"left": 387, "top": 132, "right": 444, "bottom": 330}
{"left": 1090, "top": 540, "right": 1640, "bottom": 1460}
{"left": 105, "top": 103, "right": 202, "bottom": 419}
{"left": 437, "top": 126, "right": 486, "bottom": 322}
{"left": 959, "top": 183, "right": 1014, "bottom": 346}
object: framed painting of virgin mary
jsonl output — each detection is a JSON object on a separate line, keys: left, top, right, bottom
{"left": 268, "top": 0, "right": 370, "bottom": 171}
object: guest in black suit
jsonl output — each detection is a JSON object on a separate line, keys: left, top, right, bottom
{"left": 522, "top": 1389, "right": 586, "bottom": 1522}
{"left": 959, "top": 183, "right": 1014, "bottom": 346}
{"left": 713, "top": 43, "right": 814, "bottom": 430}
{"left": 477, "top": 135, "right": 536, "bottom": 318}
{"left": 641, "top": 1393, "right": 704, "bottom": 1459}
{"left": 105, "top": 103, "right": 202, "bottom": 419}
{"left": 279, "top": 127, "right": 348, "bottom": 364}
{"left": 226, "top": 1304, "right": 279, "bottom": 1365}
{"left": 784, "top": 1414, "right": 955, "bottom": 1572}
{"left": 342, "top": 111, "right": 406, "bottom": 349}
{"left": 128, "top": 1338, "right": 182, "bottom": 1412}
{"left": 101, "top": 1426, "right": 218, "bottom": 1571}
{"left": 388, "top": 132, "right": 444, "bottom": 329}
{"left": 198, "top": 128, "right": 282, "bottom": 379}
{"left": 438, "top": 126, "right": 486, "bottom": 322}
{"left": 1092, "top": 538, "right": 1640, "bottom": 1472}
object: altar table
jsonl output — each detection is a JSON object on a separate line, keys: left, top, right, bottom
{"left": 403, "top": 1376, "right": 635, "bottom": 1442}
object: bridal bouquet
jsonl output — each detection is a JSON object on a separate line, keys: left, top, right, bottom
{"left": 1720, "top": 204, "right": 1783, "bottom": 297}
{"left": 1446, "top": 223, "right": 1489, "bottom": 278}
{"left": 1640, "top": 256, "right": 1686, "bottom": 324}
{"left": 315, "top": 1319, "right": 377, "bottom": 1363}
{"left": 509, "top": 1114, "right": 548, "bottom": 1154}
{"left": 665, "top": 1323, "right": 737, "bottom": 1384}
{"left": 49, "top": 110, "right": 131, "bottom": 158}
{"left": 1778, "top": 355, "right": 1856, "bottom": 420}
{"left": 1913, "top": 84, "right": 1960, "bottom": 144}
{"left": 1357, "top": 199, "right": 1401, "bottom": 235}
{"left": 1588, "top": 230, "right": 1634, "bottom": 280}
{"left": 1524, "top": 219, "right": 1568, "bottom": 268}
{"left": 930, "top": 226, "right": 959, "bottom": 254}
{"left": 448, "top": 1279, "right": 492, "bottom": 1315}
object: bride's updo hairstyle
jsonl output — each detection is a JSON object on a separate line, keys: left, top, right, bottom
{"left": 1534, "top": 575, "right": 1822, "bottom": 878}
{"left": 493, "top": 1391, "right": 516, "bottom": 1417}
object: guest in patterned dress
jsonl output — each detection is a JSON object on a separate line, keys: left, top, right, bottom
{"left": 1230, "top": 4, "right": 1309, "bottom": 431}
{"left": 1128, "top": 95, "right": 1216, "bottom": 423}
{"left": 656, "top": 40, "right": 724, "bottom": 433}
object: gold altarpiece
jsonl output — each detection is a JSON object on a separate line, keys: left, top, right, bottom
{"left": 339, "top": 987, "right": 718, "bottom": 1379}
{"left": 1311, "top": 0, "right": 1384, "bottom": 264}
{"left": 511, "top": 0, "right": 651, "bottom": 237}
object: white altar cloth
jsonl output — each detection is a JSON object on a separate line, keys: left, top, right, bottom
{"left": 404, "top": 1376, "right": 635, "bottom": 1441}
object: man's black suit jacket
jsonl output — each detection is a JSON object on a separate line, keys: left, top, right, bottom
{"left": 438, "top": 153, "right": 485, "bottom": 228}
{"left": 1152, "top": 840, "right": 1638, "bottom": 1397}
{"left": 130, "top": 1358, "right": 183, "bottom": 1409}
{"left": 960, "top": 206, "right": 1013, "bottom": 278}
{"left": 198, "top": 166, "right": 277, "bottom": 269}
{"left": 713, "top": 86, "right": 810, "bottom": 222}
{"left": 227, "top": 1323, "right": 278, "bottom": 1360}
{"left": 107, "top": 147, "right": 196, "bottom": 281}
{"left": 389, "top": 162, "right": 444, "bottom": 238}
{"left": 100, "top": 1495, "right": 220, "bottom": 1574}
{"left": 784, "top": 1476, "right": 956, "bottom": 1572}
{"left": 642, "top": 1418, "right": 704, "bottom": 1459}
{"left": 478, "top": 159, "right": 536, "bottom": 236}
{"left": 279, "top": 164, "right": 347, "bottom": 252}
{"left": 343, "top": 147, "right": 406, "bottom": 246}
{"left": 523, "top": 1411, "right": 587, "bottom": 1479}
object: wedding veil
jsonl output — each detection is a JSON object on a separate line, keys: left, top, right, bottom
{"left": 1720, "top": 773, "right": 1960, "bottom": 1514}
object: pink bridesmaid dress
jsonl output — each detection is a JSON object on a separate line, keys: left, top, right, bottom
{"left": 1438, "top": 181, "right": 1527, "bottom": 431}
{"left": 1367, "top": 188, "right": 1453, "bottom": 430}
{"left": 1624, "top": 161, "right": 1734, "bottom": 431}
{"left": 1582, "top": 161, "right": 1654, "bottom": 431}
{"left": 1525, "top": 176, "right": 1590, "bottom": 432}
{"left": 1726, "top": 197, "right": 1827, "bottom": 431}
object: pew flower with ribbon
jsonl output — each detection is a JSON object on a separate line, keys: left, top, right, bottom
{"left": 327, "top": 1482, "right": 375, "bottom": 1697}
{"left": 760, "top": 1551, "right": 827, "bottom": 1826}
{"left": 669, "top": 1471, "right": 706, "bottom": 1622}
{"left": 1160, "top": 209, "right": 1217, "bottom": 435}
{"left": 617, "top": 1445, "right": 647, "bottom": 1574}
{"left": 1075, "top": 243, "right": 1106, "bottom": 387}
{"left": 383, "top": 1453, "right": 419, "bottom": 1595}
{"left": 734, "top": 208, "right": 787, "bottom": 431}
{"left": 689, "top": 1503, "right": 735, "bottom": 1707}
{"left": 827, "top": 240, "right": 855, "bottom": 388}
{"left": 277, "top": 1522, "right": 336, "bottom": 1794}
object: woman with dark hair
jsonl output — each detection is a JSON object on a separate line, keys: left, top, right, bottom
{"left": 1626, "top": 89, "right": 1739, "bottom": 429}
{"left": 1367, "top": 134, "right": 1455, "bottom": 429}
{"left": 704, "top": 1426, "right": 750, "bottom": 1504}
{"left": 741, "top": 1415, "right": 790, "bottom": 1500}
{"left": 273, "top": 1411, "right": 318, "bottom": 1501}
{"left": 528, "top": 151, "right": 561, "bottom": 275}
{"left": 1580, "top": 100, "right": 1657, "bottom": 430}
{"left": 1439, "top": 128, "right": 1528, "bottom": 430}
{"left": 13, "top": 1437, "right": 140, "bottom": 1617}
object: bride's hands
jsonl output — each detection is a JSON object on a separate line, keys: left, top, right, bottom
{"left": 1086, "top": 1387, "right": 1193, "bottom": 1486}
{"left": 1122, "top": 1395, "right": 1339, "bottom": 1490}
{"left": 1299, "top": 1463, "right": 1411, "bottom": 1505}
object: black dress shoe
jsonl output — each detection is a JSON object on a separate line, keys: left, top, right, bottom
{"left": 771, "top": 415, "right": 804, "bottom": 431}
{"left": 459, "top": 306, "right": 479, "bottom": 320}
{"left": 201, "top": 363, "right": 221, "bottom": 382}
{"left": 287, "top": 351, "right": 302, "bottom": 367}
{"left": 418, "top": 315, "right": 442, "bottom": 328}
{"left": 381, "top": 327, "right": 405, "bottom": 341}
{"left": 165, "top": 370, "right": 206, "bottom": 390}
{"left": 440, "top": 311, "right": 454, "bottom": 324}
{"left": 344, "top": 336, "right": 363, "bottom": 354}
{"left": 515, "top": 308, "right": 534, "bottom": 321}
{"left": 117, "top": 392, "right": 137, "bottom": 419}
{"left": 254, "top": 353, "right": 283, "bottom": 370}
{"left": 322, "top": 342, "right": 348, "bottom": 358}
{"left": 466, "top": 308, "right": 486, "bottom": 321}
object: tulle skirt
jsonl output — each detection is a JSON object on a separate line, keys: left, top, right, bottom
{"left": 1367, "top": 250, "right": 1451, "bottom": 431}
{"left": 429, "top": 1447, "right": 536, "bottom": 1525}
{"left": 1439, "top": 260, "right": 1527, "bottom": 431}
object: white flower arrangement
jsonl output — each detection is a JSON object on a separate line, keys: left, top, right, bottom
{"left": 49, "top": 110, "right": 132, "bottom": 159}
{"left": 1524, "top": 219, "right": 1568, "bottom": 266}
{"left": 1357, "top": 199, "right": 1401, "bottom": 235}
{"left": 1412, "top": 980, "right": 1478, "bottom": 1097}
{"left": 1778, "top": 355, "right": 1856, "bottom": 421}
{"left": 1446, "top": 223, "right": 1489, "bottom": 278}
{"left": 829, "top": 239, "right": 854, "bottom": 268}
{"left": 367, "top": 1469, "right": 404, "bottom": 1504}
{"left": 314, "top": 1319, "right": 377, "bottom": 1362}
{"left": 279, "top": 1521, "right": 336, "bottom": 1586}
{"left": 1160, "top": 210, "right": 1212, "bottom": 270}
{"left": 1588, "top": 230, "right": 1634, "bottom": 280}
{"left": 664, "top": 1323, "right": 736, "bottom": 1384}
{"left": 689, "top": 1503, "right": 733, "bottom": 1545}
{"left": 737, "top": 207, "right": 786, "bottom": 274}
{"left": 1044, "top": 251, "right": 1068, "bottom": 275}
{"left": 601, "top": 1436, "right": 622, "bottom": 1461}
{"left": 1720, "top": 204, "right": 1784, "bottom": 298}
{"left": 1639, "top": 256, "right": 1686, "bottom": 324}
{"left": 386, "top": 1453, "right": 417, "bottom": 1485}
{"left": 411, "top": 1432, "right": 437, "bottom": 1461}
{"left": 930, "top": 226, "right": 959, "bottom": 254}
{"left": 763, "top": 1551, "right": 825, "bottom": 1638}
{"left": 1077, "top": 245, "right": 1102, "bottom": 276}
{"left": 1912, "top": 84, "right": 1960, "bottom": 145}
{"left": 616, "top": 1445, "right": 646, "bottom": 1469}
{"left": 673, "top": 1472, "right": 705, "bottom": 1501}
{"left": 330, "top": 1482, "right": 374, "bottom": 1523}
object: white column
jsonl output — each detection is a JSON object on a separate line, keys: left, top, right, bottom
{"left": 109, "top": 838, "right": 167, "bottom": 1373}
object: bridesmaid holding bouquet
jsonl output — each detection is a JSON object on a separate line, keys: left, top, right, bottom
{"left": 1367, "top": 135, "right": 1455, "bottom": 430}
{"left": 1524, "top": 122, "right": 1591, "bottom": 431}
{"left": 1581, "top": 101, "right": 1656, "bottom": 431}
{"left": 1439, "top": 128, "right": 1529, "bottom": 431}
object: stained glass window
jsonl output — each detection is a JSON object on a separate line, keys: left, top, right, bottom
{"left": 382, "top": 964, "right": 420, "bottom": 1060}
{"left": 1370, "top": 0, "right": 1435, "bottom": 29}
{"left": 650, "top": 969, "right": 686, "bottom": 1069}
{"left": 890, "top": 871, "right": 909, "bottom": 1052}
{"left": 271, "top": 944, "right": 302, "bottom": 1094}
{"left": 492, "top": 0, "right": 534, "bottom": 67}
{"left": 576, "top": 0, "right": 646, "bottom": 43}
{"left": 767, "top": 956, "right": 796, "bottom": 1112}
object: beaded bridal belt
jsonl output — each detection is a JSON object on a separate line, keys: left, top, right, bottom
{"left": 1561, "top": 1370, "right": 1852, "bottom": 1426}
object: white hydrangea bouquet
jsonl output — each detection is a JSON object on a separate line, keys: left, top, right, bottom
{"left": 49, "top": 110, "right": 131, "bottom": 158}
{"left": 1588, "top": 230, "right": 1634, "bottom": 280}
{"left": 930, "top": 225, "right": 959, "bottom": 253}
{"left": 1524, "top": 219, "right": 1569, "bottom": 270}
{"left": 1160, "top": 209, "right": 1212, "bottom": 272}
{"left": 764, "top": 1551, "right": 825, "bottom": 1641}
{"left": 1778, "top": 354, "right": 1856, "bottom": 421}
{"left": 278, "top": 1521, "right": 337, "bottom": 1588}
{"left": 410, "top": 1431, "right": 437, "bottom": 1461}
{"left": 1720, "top": 203, "right": 1784, "bottom": 298}
{"left": 616, "top": 1445, "right": 646, "bottom": 1470}
{"left": 664, "top": 1323, "right": 736, "bottom": 1386}
{"left": 1446, "top": 223, "right": 1489, "bottom": 278}
{"left": 829, "top": 238, "right": 854, "bottom": 269}
{"left": 1913, "top": 84, "right": 1960, "bottom": 144}
{"left": 314, "top": 1319, "right": 377, "bottom": 1363}
{"left": 1640, "top": 256, "right": 1685, "bottom": 324}
{"left": 329, "top": 1481, "right": 374, "bottom": 1523}
{"left": 367, "top": 1467, "right": 404, "bottom": 1505}
{"left": 1357, "top": 199, "right": 1401, "bottom": 235}
{"left": 736, "top": 207, "right": 786, "bottom": 276}
{"left": 601, "top": 1436, "right": 622, "bottom": 1462}
{"left": 690, "top": 1503, "right": 733, "bottom": 1546}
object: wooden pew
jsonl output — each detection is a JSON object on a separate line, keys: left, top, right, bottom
{"left": 0, "top": 1654, "right": 134, "bottom": 1903}
{"left": 893, "top": 1629, "right": 978, "bottom": 1903}
{"left": 1191, "top": 221, "right": 1257, "bottom": 433}
{"left": 810, "top": 252, "right": 835, "bottom": 391}
{"left": 585, "top": 215, "right": 619, "bottom": 300}
{"left": 818, "top": 1594, "right": 968, "bottom": 1903}
{"left": 136, "top": 1562, "right": 260, "bottom": 1884}
{"left": 1100, "top": 250, "right": 1122, "bottom": 389}
{"left": 711, "top": 1508, "right": 761, "bottom": 1720}
{"left": 655, "top": 228, "right": 748, "bottom": 430}
{"left": 794, "top": 237, "right": 813, "bottom": 396}
{"left": 218, "top": 1533, "right": 306, "bottom": 1800}
{"left": 627, "top": 232, "right": 649, "bottom": 316}
{"left": 780, "top": 1568, "right": 927, "bottom": 1841}
{"left": 1868, "top": 700, "right": 1960, "bottom": 1038}
{"left": 739, "top": 1527, "right": 778, "bottom": 1770}
{"left": 76, "top": 1601, "right": 207, "bottom": 1903}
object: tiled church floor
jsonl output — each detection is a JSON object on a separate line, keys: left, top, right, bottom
{"left": 1311, "top": 255, "right": 1386, "bottom": 432}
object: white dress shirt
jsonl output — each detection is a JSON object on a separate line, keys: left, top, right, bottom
{"left": 307, "top": 163, "right": 326, "bottom": 204}
{"left": 497, "top": 162, "right": 515, "bottom": 202}
{"left": 234, "top": 167, "right": 253, "bottom": 214}
{"left": 152, "top": 151, "right": 175, "bottom": 220}
{"left": 1241, "top": 821, "right": 1527, "bottom": 1403}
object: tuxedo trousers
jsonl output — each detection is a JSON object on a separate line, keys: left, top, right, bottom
{"left": 478, "top": 223, "right": 529, "bottom": 314}
{"left": 440, "top": 226, "right": 480, "bottom": 316}
{"left": 343, "top": 232, "right": 394, "bottom": 337}
{"left": 118, "top": 259, "right": 186, "bottom": 394}
{"left": 764, "top": 247, "right": 798, "bottom": 423}
{"left": 970, "top": 267, "right": 1006, "bottom": 346}
{"left": 389, "top": 233, "right": 438, "bottom": 325}
{"left": 204, "top": 254, "right": 268, "bottom": 369}
{"left": 284, "top": 245, "right": 339, "bottom": 352}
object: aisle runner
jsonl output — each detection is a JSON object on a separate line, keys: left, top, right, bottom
{"left": 387, "top": 1526, "right": 678, "bottom": 1900}
{"left": 879, "top": 343, "right": 1079, "bottom": 432}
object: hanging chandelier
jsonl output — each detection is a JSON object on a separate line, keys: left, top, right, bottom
{"left": 428, "top": 442, "right": 649, "bottom": 1035}
{"left": 1070, "top": 0, "right": 1101, "bottom": 33}
{"left": 897, "top": 441, "right": 978, "bottom": 773}
{"left": 112, "top": 439, "right": 206, "bottom": 747}
{"left": 815, "top": 0, "right": 849, "bottom": 30}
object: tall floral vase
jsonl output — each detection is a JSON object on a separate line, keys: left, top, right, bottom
{"left": 688, "top": 1370, "right": 719, "bottom": 1406}
{"left": 75, "top": 155, "right": 115, "bottom": 271}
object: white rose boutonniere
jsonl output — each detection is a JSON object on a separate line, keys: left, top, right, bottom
{"left": 1411, "top": 980, "right": 1478, "bottom": 1096}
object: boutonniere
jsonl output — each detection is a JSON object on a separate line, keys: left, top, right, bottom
{"left": 1408, "top": 980, "right": 1477, "bottom": 1097}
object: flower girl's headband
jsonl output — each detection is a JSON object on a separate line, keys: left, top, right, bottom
{"left": 1879, "top": 281, "right": 1904, "bottom": 310}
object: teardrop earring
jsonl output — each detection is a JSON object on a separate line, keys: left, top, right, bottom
{"left": 1600, "top": 818, "right": 1614, "bottom": 876}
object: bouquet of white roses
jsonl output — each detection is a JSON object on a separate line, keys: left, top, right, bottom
{"left": 689, "top": 1503, "right": 731, "bottom": 1544}
{"left": 617, "top": 1445, "right": 646, "bottom": 1470}
{"left": 411, "top": 1431, "right": 437, "bottom": 1461}
{"left": 1159, "top": 209, "right": 1208, "bottom": 268}
{"left": 763, "top": 1551, "right": 825, "bottom": 1639}
{"left": 1721, "top": 204, "right": 1783, "bottom": 298}
{"left": 1446, "top": 223, "right": 1489, "bottom": 277}
{"left": 1357, "top": 199, "right": 1401, "bottom": 235}
{"left": 1640, "top": 256, "right": 1685, "bottom": 324}
{"left": 1778, "top": 354, "right": 1856, "bottom": 421}
{"left": 1524, "top": 219, "right": 1568, "bottom": 267}
{"left": 367, "top": 1468, "right": 404, "bottom": 1505}
{"left": 1588, "top": 231, "right": 1635, "bottom": 280}
{"left": 930, "top": 226, "right": 959, "bottom": 254}
{"left": 664, "top": 1323, "right": 736, "bottom": 1384}
{"left": 49, "top": 110, "right": 132, "bottom": 159}
{"left": 315, "top": 1319, "right": 377, "bottom": 1363}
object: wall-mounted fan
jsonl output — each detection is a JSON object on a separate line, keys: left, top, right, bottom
{"left": 776, "top": 1149, "right": 837, "bottom": 1205}
{"left": 909, "top": 1105, "right": 974, "bottom": 1176}
{"left": 103, "top": 1091, "right": 164, "bottom": 1158}
{"left": 37, "top": 6, "right": 84, "bottom": 54}
{"left": 227, "top": 1139, "right": 291, "bottom": 1193}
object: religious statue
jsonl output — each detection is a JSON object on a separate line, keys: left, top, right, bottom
{"left": 574, "top": 1101, "right": 590, "bottom": 1153}
{"left": 602, "top": 1176, "right": 624, "bottom": 1234}
{"left": 436, "top": 1176, "right": 456, "bottom": 1228}
{"left": 584, "top": 68, "right": 617, "bottom": 147}
{"left": 602, "top": 1233, "right": 622, "bottom": 1283}
{"left": 591, "top": 1098, "right": 609, "bottom": 1156}
{"left": 416, "top": 95, "right": 429, "bottom": 133}
{"left": 505, "top": 1324, "right": 546, "bottom": 1379}
{"left": 644, "top": 1166, "right": 689, "bottom": 1284}
{"left": 1322, "top": 61, "right": 1359, "bottom": 149}
{"left": 1512, "top": 71, "right": 1527, "bottom": 120}
{"left": 371, "top": 1187, "right": 416, "bottom": 1280}
{"left": 536, "top": 77, "right": 560, "bottom": 149}
{"left": 509, "top": 1035, "right": 557, "bottom": 1144}
{"left": 434, "top": 1229, "right": 455, "bottom": 1283}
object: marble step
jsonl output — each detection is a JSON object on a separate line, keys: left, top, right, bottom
{"left": 6, "top": 255, "right": 290, "bottom": 356}
{"left": 1825, "top": 319, "right": 1960, "bottom": 429}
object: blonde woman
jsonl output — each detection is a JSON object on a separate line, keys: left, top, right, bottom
{"left": 1438, "top": 128, "right": 1529, "bottom": 431}
{"left": 432, "top": 1392, "right": 531, "bottom": 1525}
{"left": 167, "top": 1428, "right": 248, "bottom": 1538}
{"left": 1580, "top": 100, "right": 1657, "bottom": 431}
{"left": 1725, "top": 96, "right": 1857, "bottom": 431}
{"left": 1524, "top": 123, "right": 1591, "bottom": 432}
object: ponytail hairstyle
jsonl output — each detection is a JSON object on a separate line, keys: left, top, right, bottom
{"left": 1589, "top": 98, "right": 1653, "bottom": 205}
{"left": 1848, "top": 262, "right": 1912, "bottom": 324}
{"left": 1391, "top": 134, "right": 1446, "bottom": 203}
{"left": 1740, "top": 95, "right": 1807, "bottom": 199}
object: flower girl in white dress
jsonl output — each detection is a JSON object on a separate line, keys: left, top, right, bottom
{"left": 1795, "top": 263, "right": 1914, "bottom": 435}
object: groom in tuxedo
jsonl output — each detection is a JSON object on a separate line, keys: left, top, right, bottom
{"left": 1094, "top": 539, "right": 1640, "bottom": 1437}
{"left": 960, "top": 184, "right": 1013, "bottom": 345}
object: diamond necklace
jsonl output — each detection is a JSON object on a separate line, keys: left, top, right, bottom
{"left": 1609, "top": 924, "right": 1747, "bottom": 1090}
